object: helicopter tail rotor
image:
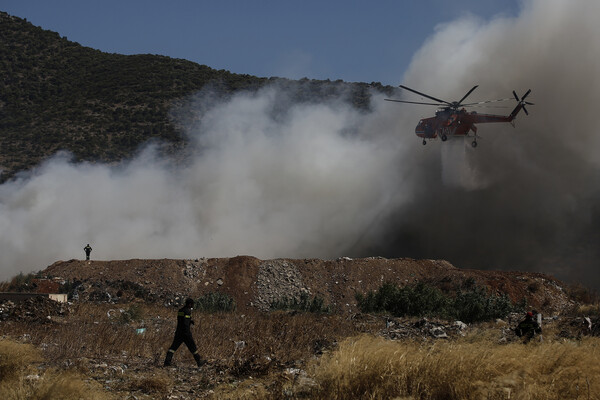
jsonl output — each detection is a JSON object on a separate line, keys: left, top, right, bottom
{"left": 512, "top": 90, "right": 534, "bottom": 115}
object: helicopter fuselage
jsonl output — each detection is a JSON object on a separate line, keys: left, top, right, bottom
{"left": 416, "top": 109, "right": 475, "bottom": 140}
{"left": 415, "top": 107, "right": 518, "bottom": 141}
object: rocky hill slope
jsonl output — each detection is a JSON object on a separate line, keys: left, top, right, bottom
{"left": 0, "top": 11, "right": 393, "bottom": 182}
{"left": 41, "top": 256, "right": 573, "bottom": 314}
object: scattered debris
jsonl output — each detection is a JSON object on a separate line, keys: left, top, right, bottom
{"left": 0, "top": 296, "right": 70, "bottom": 322}
{"left": 380, "top": 317, "right": 467, "bottom": 341}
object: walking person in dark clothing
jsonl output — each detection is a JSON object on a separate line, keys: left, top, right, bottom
{"left": 84, "top": 244, "right": 92, "bottom": 260}
{"left": 164, "top": 298, "right": 205, "bottom": 367}
{"left": 515, "top": 311, "right": 542, "bottom": 342}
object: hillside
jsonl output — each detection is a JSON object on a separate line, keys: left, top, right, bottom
{"left": 0, "top": 11, "right": 393, "bottom": 182}
{"left": 40, "top": 256, "right": 573, "bottom": 314}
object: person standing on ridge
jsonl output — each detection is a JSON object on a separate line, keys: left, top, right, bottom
{"left": 84, "top": 244, "right": 92, "bottom": 260}
{"left": 164, "top": 298, "right": 206, "bottom": 368}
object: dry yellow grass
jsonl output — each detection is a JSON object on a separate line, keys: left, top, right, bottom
{"left": 309, "top": 334, "right": 600, "bottom": 400}
{"left": 0, "top": 339, "right": 41, "bottom": 400}
{"left": 129, "top": 370, "right": 173, "bottom": 394}
{"left": 30, "top": 371, "right": 110, "bottom": 400}
{"left": 0, "top": 339, "right": 110, "bottom": 400}
{"left": 5, "top": 301, "right": 600, "bottom": 399}
{"left": 0, "top": 338, "right": 41, "bottom": 380}
{"left": 208, "top": 379, "right": 272, "bottom": 400}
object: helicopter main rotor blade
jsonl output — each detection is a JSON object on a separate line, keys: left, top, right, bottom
{"left": 464, "top": 105, "right": 510, "bottom": 109}
{"left": 457, "top": 85, "right": 479, "bottom": 106}
{"left": 384, "top": 99, "right": 445, "bottom": 106}
{"left": 461, "top": 97, "right": 513, "bottom": 106}
{"left": 399, "top": 85, "right": 451, "bottom": 105}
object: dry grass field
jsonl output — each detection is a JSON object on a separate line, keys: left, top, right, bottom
{"left": 0, "top": 302, "right": 369, "bottom": 399}
{"left": 0, "top": 339, "right": 109, "bottom": 400}
{"left": 1, "top": 258, "right": 597, "bottom": 398}
{"left": 1, "top": 299, "right": 600, "bottom": 399}
{"left": 310, "top": 334, "right": 600, "bottom": 400}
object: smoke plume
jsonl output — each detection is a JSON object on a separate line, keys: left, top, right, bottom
{"left": 380, "top": 0, "right": 600, "bottom": 287}
{"left": 0, "top": 86, "right": 410, "bottom": 281}
{"left": 1, "top": 0, "right": 599, "bottom": 289}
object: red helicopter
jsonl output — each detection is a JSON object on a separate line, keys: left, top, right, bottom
{"left": 385, "top": 85, "right": 533, "bottom": 147}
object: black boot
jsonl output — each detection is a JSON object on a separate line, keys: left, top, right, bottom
{"left": 164, "top": 351, "right": 174, "bottom": 366}
{"left": 193, "top": 353, "right": 206, "bottom": 367}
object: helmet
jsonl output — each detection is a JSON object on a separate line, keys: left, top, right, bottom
{"left": 185, "top": 298, "right": 194, "bottom": 308}
{"left": 526, "top": 311, "right": 534, "bottom": 317}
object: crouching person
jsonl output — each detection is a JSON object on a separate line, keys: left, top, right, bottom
{"left": 515, "top": 311, "right": 542, "bottom": 342}
{"left": 164, "top": 298, "right": 206, "bottom": 367}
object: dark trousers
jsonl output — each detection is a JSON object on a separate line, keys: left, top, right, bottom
{"left": 164, "top": 332, "right": 201, "bottom": 366}
{"left": 169, "top": 332, "right": 198, "bottom": 354}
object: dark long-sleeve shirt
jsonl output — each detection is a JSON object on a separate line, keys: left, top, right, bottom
{"left": 176, "top": 306, "right": 193, "bottom": 335}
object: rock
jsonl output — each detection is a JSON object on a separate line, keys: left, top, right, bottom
{"left": 454, "top": 321, "right": 468, "bottom": 330}
{"left": 429, "top": 327, "right": 448, "bottom": 339}
{"left": 283, "top": 368, "right": 318, "bottom": 397}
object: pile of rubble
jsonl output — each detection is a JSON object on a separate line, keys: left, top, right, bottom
{"left": 69, "top": 279, "right": 189, "bottom": 307}
{"left": 254, "top": 260, "right": 311, "bottom": 311}
{"left": 0, "top": 296, "right": 70, "bottom": 323}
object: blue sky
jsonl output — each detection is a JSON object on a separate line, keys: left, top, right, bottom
{"left": 2, "top": 1, "right": 520, "bottom": 84}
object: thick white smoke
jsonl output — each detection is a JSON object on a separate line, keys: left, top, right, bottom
{"left": 1, "top": 0, "right": 599, "bottom": 289}
{"left": 0, "top": 87, "right": 411, "bottom": 280}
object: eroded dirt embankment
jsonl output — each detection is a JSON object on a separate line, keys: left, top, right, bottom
{"left": 42, "top": 256, "right": 572, "bottom": 314}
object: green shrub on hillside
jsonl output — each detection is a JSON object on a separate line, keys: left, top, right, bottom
{"left": 195, "top": 292, "right": 236, "bottom": 313}
{"left": 356, "top": 281, "right": 521, "bottom": 323}
{"left": 356, "top": 282, "right": 448, "bottom": 318}
{"left": 451, "top": 286, "right": 514, "bottom": 323}
{"left": 271, "top": 292, "right": 331, "bottom": 313}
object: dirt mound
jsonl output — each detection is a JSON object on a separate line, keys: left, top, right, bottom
{"left": 40, "top": 256, "right": 573, "bottom": 314}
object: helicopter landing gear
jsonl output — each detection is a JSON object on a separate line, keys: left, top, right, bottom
{"left": 471, "top": 140, "right": 478, "bottom": 148}
{"left": 422, "top": 139, "right": 427, "bottom": 145}
{"left": 441, "top": 135, "right": 448, "bottom": 141}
